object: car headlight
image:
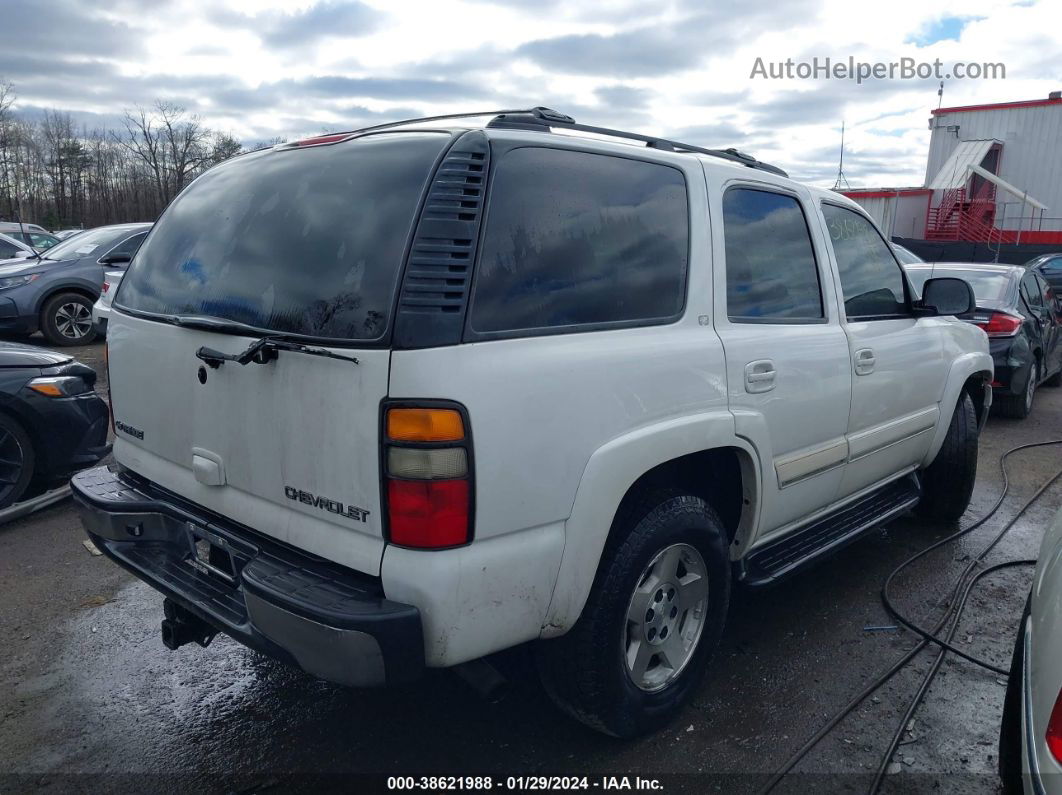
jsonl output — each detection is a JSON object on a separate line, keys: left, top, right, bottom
{"left": 26, "top": 375, "right": 92, "bottom": 397}
{"left": 0, "top": 274, "right": 40, "bottom": 290}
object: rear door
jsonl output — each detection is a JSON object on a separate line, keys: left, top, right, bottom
{"left": 818, "top": 202, "right": 949, "bottom": 498}
{"left": 1027, "top": 273, "right": 1062, "bottom": 379}
{"left": 710, "top": 182, "right": 852, "bottom": 537}
{"left": 110, "top": 131, "right": 452, "bottom": 576}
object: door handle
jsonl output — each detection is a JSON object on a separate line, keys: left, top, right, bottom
{"left": 854, "top": 348, "right": 876, "bottom": 376}
{"left": 745, "top": 360, "right": 776, "bottom": 393}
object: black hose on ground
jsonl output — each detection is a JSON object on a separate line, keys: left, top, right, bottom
{"left": 759, "top": 439, "right": 1062, "bottom": 795}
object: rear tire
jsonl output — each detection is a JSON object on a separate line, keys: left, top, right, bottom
{"left": 0, "top": 413, "right": 35, "bottom": 509}
{"left": 40, "top": 292, "right": 97, "bottom": 346}
{"left": 996, "top": 360, "right": 1038, "bottom": 419}
{"left": 536, "top": 491, "right": 731, "bottom": 738}
{"left": 917, "top": 392, "right": 977, "bottom": 522}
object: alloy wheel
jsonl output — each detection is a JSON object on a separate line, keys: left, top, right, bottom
{"left": 55, "top": 301, "right": 92, "bottom": 340}
{"left": 1025, "top": 362, "right": 1038, "bottom": 412}
{"left": 623, "top": 542, "right": 709, "bottom": 692}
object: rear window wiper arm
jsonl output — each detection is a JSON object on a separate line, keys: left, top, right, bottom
{"left": 196, "top": 336, "right": 359, "bottom": 369}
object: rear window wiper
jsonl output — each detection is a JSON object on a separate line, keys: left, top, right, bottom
{"left": 196, "top": 336, "right": 359, "bottom": 368}
{"left": 171, "top": 317, "right": 359, "bottom": 368}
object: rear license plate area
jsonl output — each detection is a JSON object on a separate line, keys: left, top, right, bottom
{"left": 185, "top": 523, "right": 237, "bottom": 584}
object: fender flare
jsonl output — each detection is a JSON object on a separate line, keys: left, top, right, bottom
{"left": 923, "top": 351, "right": 993, "bottom": 466}
{"left": 34, "top": 280, "right": 102, "bottom": 317}
{"left": 540, "top": 410, "right": 760, "bottom": 637}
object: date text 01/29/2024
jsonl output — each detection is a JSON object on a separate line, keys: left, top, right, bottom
{"left": 386, "top": 777, "right": 664, "bottom": 791}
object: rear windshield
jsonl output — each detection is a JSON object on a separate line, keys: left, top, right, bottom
{"left": 117, "top": 132, "right": 449, "bottom": 341}
{"left": 906, "top": 267, "right": 1012, "bottom": 302}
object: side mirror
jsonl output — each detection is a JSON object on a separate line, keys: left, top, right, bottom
{"left": 919, "top": 277, "right": 975, "bottom": 317}
{"left": 99, "top": 253, "right": 132, "bottom": 265}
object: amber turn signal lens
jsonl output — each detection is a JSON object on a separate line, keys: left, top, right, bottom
{"left": 387, "top": 408, "right": 464, "bottom": 442}
{"left": 28, "top": 382, "right": 64, "bottom": 397}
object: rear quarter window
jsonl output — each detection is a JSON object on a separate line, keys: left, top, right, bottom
{"left": 467, "top": 147, "right": 689, "bottom": 336}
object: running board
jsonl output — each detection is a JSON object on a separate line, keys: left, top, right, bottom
{"left": 741, "top": 474, "right": 921, "bottom": 587}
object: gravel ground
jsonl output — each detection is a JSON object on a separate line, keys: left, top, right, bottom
{"left": 1, "top": 333, "right": 1060, "bottom": 794}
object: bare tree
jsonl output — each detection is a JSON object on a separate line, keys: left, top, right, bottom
{"left": 0, "top": 82, "right": 244, "bottom": 228}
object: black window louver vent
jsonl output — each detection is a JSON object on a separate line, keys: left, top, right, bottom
{"left": 393, "top": 131, "right": 490, "bottom": 349}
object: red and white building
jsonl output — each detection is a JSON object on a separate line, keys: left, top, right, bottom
{"left": 843, "top": 92, "right": 1062, "bottom": 244}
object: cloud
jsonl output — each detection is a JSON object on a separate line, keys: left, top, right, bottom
{"left": 0, "top": 0, "right": 142, "bottom": 58}
{"left": 516, "top": 1, "right": 819, "bottom": 77}
{"left": 594, "top": 84, "right": 653, "bottom": 110}
{"left": 211, "top": 1, "right": 381, "bottom": 48}
{"left": 516, "top": 26, "right": 705, "bottom": 77}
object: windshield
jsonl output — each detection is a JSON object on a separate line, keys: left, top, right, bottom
{"left": 906, "top": 267, "right": 1012, "bottom": 302}
{"left": 116, "top": 132, "right": 449, "bottom": 342}
{"left": 43, "top": 227, "right": 139, "bottom": 261}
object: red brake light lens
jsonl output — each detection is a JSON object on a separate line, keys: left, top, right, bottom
{"left": 101, "top": 282, "right": 110, "bottom": 293}
{"left": 975, "top": 312, "right": 1022, "bottom": 337}
{"left": 387, "top": 479, "right": 469, "bottom": 549}
{"left": 1047, "top": 686, "right": 1062, "bottom": 763}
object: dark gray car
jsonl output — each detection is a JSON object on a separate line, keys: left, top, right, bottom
{"left": 0, "top": 223, "right": 151, "bottom": 346}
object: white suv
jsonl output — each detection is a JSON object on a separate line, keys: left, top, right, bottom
{"left": 72, "top": 108, "right": 992, "bottom": 737}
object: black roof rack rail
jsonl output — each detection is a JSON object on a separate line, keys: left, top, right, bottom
{"left": 324, "top": 106, "right": 787, "bottom": 178}
{"left": 487, "top": 108, "right": 787, "bottom": 177}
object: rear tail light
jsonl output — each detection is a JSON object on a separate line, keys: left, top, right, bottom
{"left": 101, "top": 281, "right": 110, "bottom": 293}
{"left": 1047, "top": 686, "right": 1062, "bottom": 763}
{"left": 383, "top": 404, "right": 472, "bottom": 549}
{"left": 974, "top": 312, "right": 1022, "bottom": 337}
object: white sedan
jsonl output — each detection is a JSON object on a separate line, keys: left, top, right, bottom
{"left": 91, "top": 271, "right": 123, "bottom": 336}
{"left": 1001, "top": 506, "right": 1062, "bottom": 793}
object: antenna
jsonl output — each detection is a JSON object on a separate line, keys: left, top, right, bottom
{"left": 833, "top": 121, "right": 850, "bottom": 190}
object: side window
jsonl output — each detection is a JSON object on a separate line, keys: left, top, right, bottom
{"left": 105, "top": 232, "right": 147, "bottom": 260}
{"left": 0, "top": 239, "right": 19, "bottom": 258}
{"left": 722, "top": 188, "right": 823, "bottom": 322}
{"left": 469, "top": 147, "right": 689, "bottom": 335}
{"left": 821, "top": 204, "right": 909, "bottom": 320}
{"left": 1021, "top": 274, "right": 1043, "bottom": 309}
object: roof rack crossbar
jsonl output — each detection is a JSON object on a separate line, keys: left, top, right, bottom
{"left": 322, "top": 106, "right": 787, "bottom": 178}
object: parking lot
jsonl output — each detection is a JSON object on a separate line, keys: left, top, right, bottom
{"left": 0, "top": 334, "right": 1057, "bottom": 792}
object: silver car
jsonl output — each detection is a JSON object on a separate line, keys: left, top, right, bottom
{"left": 1001, "top": 506, "right": 1062, "bottom": 793}
{"left": 91, "top": 270, "right": 123, "bottom": 336}
{"left": 0, "top": 232, "right": 38, "bottom": 263}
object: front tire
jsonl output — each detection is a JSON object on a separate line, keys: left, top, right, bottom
{"left": 0, "top": 413, "right": 35, "bottom": 509}
{"left": 40, "top": 292, "right": 98, "bottom": 346}
{"left": 917, "top": 392, "right": 977, "bottom": 522}
{"left": 537, "top": 492, "right": 731, "bottom": 737}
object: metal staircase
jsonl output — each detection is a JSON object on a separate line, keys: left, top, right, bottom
{"left": 925, "top": 182, "right": 1017, "bottom": 244}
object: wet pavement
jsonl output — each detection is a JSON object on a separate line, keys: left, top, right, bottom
{"left": 2, "top": 334, "right": 1061, "bottom": 793}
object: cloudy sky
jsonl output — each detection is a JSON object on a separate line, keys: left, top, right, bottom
{"left": 3, "top": 0, "right": 1060, "bottom": 187}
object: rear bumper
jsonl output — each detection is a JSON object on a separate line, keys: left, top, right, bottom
{"left": 71, "top": 466, "right": 424, "bottom": 687}
{"left": 91, "top": 302, "right": 109, "bottom": 335}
